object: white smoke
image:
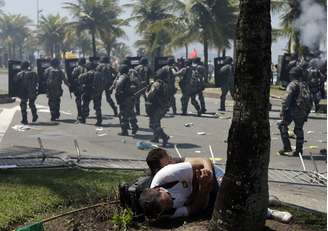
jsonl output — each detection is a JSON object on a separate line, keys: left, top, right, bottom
{"left": 294, "top": 0, "right": 327, "bottom": 52}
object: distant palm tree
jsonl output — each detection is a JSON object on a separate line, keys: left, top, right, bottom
{"left": 38, "top": 14, "right": 68, "bottom": 58}
{"left": 111, "top": 41, "right": 132, "bottom": 61}
{"left": 64, "top": 0, "right": 125, "bottom": 57}
{"left": 127, "top": 0, "right": 174, "bottom": 59}
{"left": 0, "top": 13, "right": 31, "bottom": 59}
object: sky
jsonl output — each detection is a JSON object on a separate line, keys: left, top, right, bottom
{"left": 3, "top": 0, "right": 287, "bottom": 63}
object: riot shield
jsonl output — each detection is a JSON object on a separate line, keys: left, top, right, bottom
{"left": 126, "top": 56, "right": 141, "bottom": 69}
{"left": 277, "top": 53, "right": 292, "bottom": 86}
{"left": 154, "top": 56, "right": 174, "bottom": 71}
{"left": 214, "top": 57, "right": 226, "bottom": 87}
{"left": 64, "top": 58, "right": 79, "bottom": 91}
{"left": 8, "top": 60, "right": 22, "bottom": 97}
{"left": 37, "top": 58, "right": 51, "bottom": 94}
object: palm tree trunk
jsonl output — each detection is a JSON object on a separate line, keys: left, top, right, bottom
{"left": 91, "top": 30, "right": 97, "bottom": 57}
{"left": 185, "top": 43, "right": 189, "bottom": 59}
{"left": 203, "top": 35, "right": 209, "bottom": 83}
{"left": 209, "top": 0, "right": 271, "bottom": 230}
{"left": 8, "top": 44, "right": 12, "bottom": 60}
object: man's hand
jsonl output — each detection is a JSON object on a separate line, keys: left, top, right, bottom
{"left": 196, "top": 169, "right": 213, "bottom": 192}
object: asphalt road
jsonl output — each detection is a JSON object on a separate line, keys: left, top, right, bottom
{"left": 0, "top": 73, "right": 326, "bottom": 172}
{"left": 0, "top": 73, "right": 327, "bottom": 212}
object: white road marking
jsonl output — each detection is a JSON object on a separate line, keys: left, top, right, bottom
{"left": 0, "top": 106, "right": 20, "bottom": 143}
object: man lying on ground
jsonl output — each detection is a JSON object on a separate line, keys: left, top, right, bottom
{"left": 139, "top": 148, "right": 292, "bottom": 223}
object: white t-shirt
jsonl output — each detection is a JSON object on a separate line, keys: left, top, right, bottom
{"left": 150, "top": 162, "right": 193, "bottom": 218}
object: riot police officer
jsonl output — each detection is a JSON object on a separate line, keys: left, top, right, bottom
{"left": 146, "top": 68, "right": 170, "bottom": 147}
{"left": 157, "top": 58, "right": 177, "bottom": 114}
{"left": 135, "top": 57, "right": 152, "bottom": 115}
{"left": 306, "top": 58, "right": 326, "bottom": 112}
{"left": 79, "top": 62, "right": 104, "bottom": 126}
{"left": 218, "top": 56, "right": 234, "bottom": 111}
{"left": 193, "top": 57, "right": 207, "bottom": 113}
{"left": 44, "top": 58, "right": 70, "bottom": 121}
{"left": 175, "top": 60, "right": 201, "bottom": 116}
{"left": 278, "top": 66, "right": 313, "bottom": 156}
{"left": 71, "top": 58, "right": 87, "bottom": 122}
{"left": 115, "top": 64, "right": 139, "bottom": 136}
{"left": 15, "top": 61, "right": 38, "bottom": 124}
{"left": 96, "top": 56, "right": 118, "bottom": 116}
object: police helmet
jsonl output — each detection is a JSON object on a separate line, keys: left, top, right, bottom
{"left": 140, "top": 57, "right": 148, "bottom": 65}
{"left": 21, "top": 61, "right": 30, "bottom": 70}
{"left": 101, "top": 56, "right": 110, "bottom": 63}
{"left": 119, "top": 64, "right": 129, "bottom": 74}
{"left": 289, "top": 66, "right": 303, "bottom": 80}
{"left": 50, "top": 58, "right": 61, "bottom": 67}
{"left": 78, "top": 58, "right": 86, "bottom": 66}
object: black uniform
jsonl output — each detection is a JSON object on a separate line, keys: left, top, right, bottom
{"left": 135, "top": 60, "right": 152, "bottom": 115}
{"left": 16, "top": 62, "right": 38, "bottom": 124}
{"left": 96, "top": 61, "right": 118, "bottom": 116}
{"left": 146, "top": 74, "right": 170, "bottom": 147}
{"left": 306, "top": 59, "right": 326, "bottom": 112}
{"left": 176, "top": 64, "right": 201, "bottom": 116}
{"left": 115, "top": 64, "right": 139, "bottom": 136}
{"left": 72, "top": 63, "right": 87, "bottom": 120}
{"left": 218, "top": 57, "right": 234, "bottom": 111}
{"left": 44, "top": 59, "right": 70, "bottom": 121}
{"left": 158, "top": 62, "right": 177, "bottom": 114}
{"left": 195, "top": 63, "right": 207, "bottom": 113}
{"left": 278, "top": 66, "right": 313, "bottom": 156}
{"left": 79, "top": 63, "right": 104, "bottom": 126}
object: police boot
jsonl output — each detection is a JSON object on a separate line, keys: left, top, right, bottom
{"left": 113, "top": 107, "right": 118, "bottom": 117}
{"left": 197, "top": 109, "right": 202, "bottom": 117}
{"left": 293, "top": 142, "right": 303, "bottom": 156}
{"left": 162, "top": 134, "right": 170, "bottom": 148}
{"left": 21, "top": 116, "right": 28, "bottom": 125}
{"left": 80, "top": 117, "right": 86, "bottom": 124}
{"left": 95, "top": 118, "right": 102, "bottom": 126}
{"left": 32, "top": 114, "right": 38, "bottom": 123}
{"left": 132, "top": 125, "right": 139, "bottom": 135}
{"left": 119, "top": 128, "right": 129, "bottom": 136}
{"left": 50, "top": 113, "right": 56, "bottom": 121}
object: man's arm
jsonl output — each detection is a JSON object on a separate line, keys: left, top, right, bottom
{"left": 185, "top": 157, "right": 213, "bottom": 191}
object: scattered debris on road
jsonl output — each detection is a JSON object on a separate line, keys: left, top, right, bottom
{"left": 197, "top": 132, "right": 206, "bottom": 135}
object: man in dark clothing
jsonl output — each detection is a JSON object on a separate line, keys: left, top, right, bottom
{"left": 306, "top": 58, "right": 326, "bottom": 112}
{"left": 157, "top": 58, "right": 177, "bottom": 114}
{"left": 96, "top": 56, "right": 118, "bottom": 116}
{"left": 79, "top": 62, "right": 104, "bottom": 126}
{"left": 278, "top": 66, "right": 313, "bottom": 156}
{"left": 71, "top": 58, "right": 87, "bottom": 122}
{"left": 15, "top": 61, "right": 39, "bottom": 124}
{"left": 175, "top": 60, "right": 201, "bottom": 116}
{"left": 135, "top": 57, "right": 152, "bottom": 115}
{"left": 114, "top": 64, "right": 139, "bottom": 136}
{"left": 193, "top": 58, "right": 207, "bottom": 113}
{"left": 44, "top": 58, "right": 70, "bottom": 121}
{"left": 146, "top": 69, "right": 170, "bottom": 147}
{"left": 218, "top": 56, "right": 234, "bottom": 111}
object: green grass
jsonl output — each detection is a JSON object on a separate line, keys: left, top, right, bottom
{"left": 0, "top": 168, "right": 142, "bottom": 231}
{"left": 272, "top": 205, "right": 327, "bottom": 230}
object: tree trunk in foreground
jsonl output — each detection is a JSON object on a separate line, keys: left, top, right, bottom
{"left": 209, "top": 0, "right": 272, "bottom": 230}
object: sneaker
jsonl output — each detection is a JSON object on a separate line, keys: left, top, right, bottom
{"left": 269, "top": 209, "right": 292, "bottom": 224}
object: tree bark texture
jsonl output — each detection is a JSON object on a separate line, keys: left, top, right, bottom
{"left": 209, "top": 0, "right": 271, "bottom": 230}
